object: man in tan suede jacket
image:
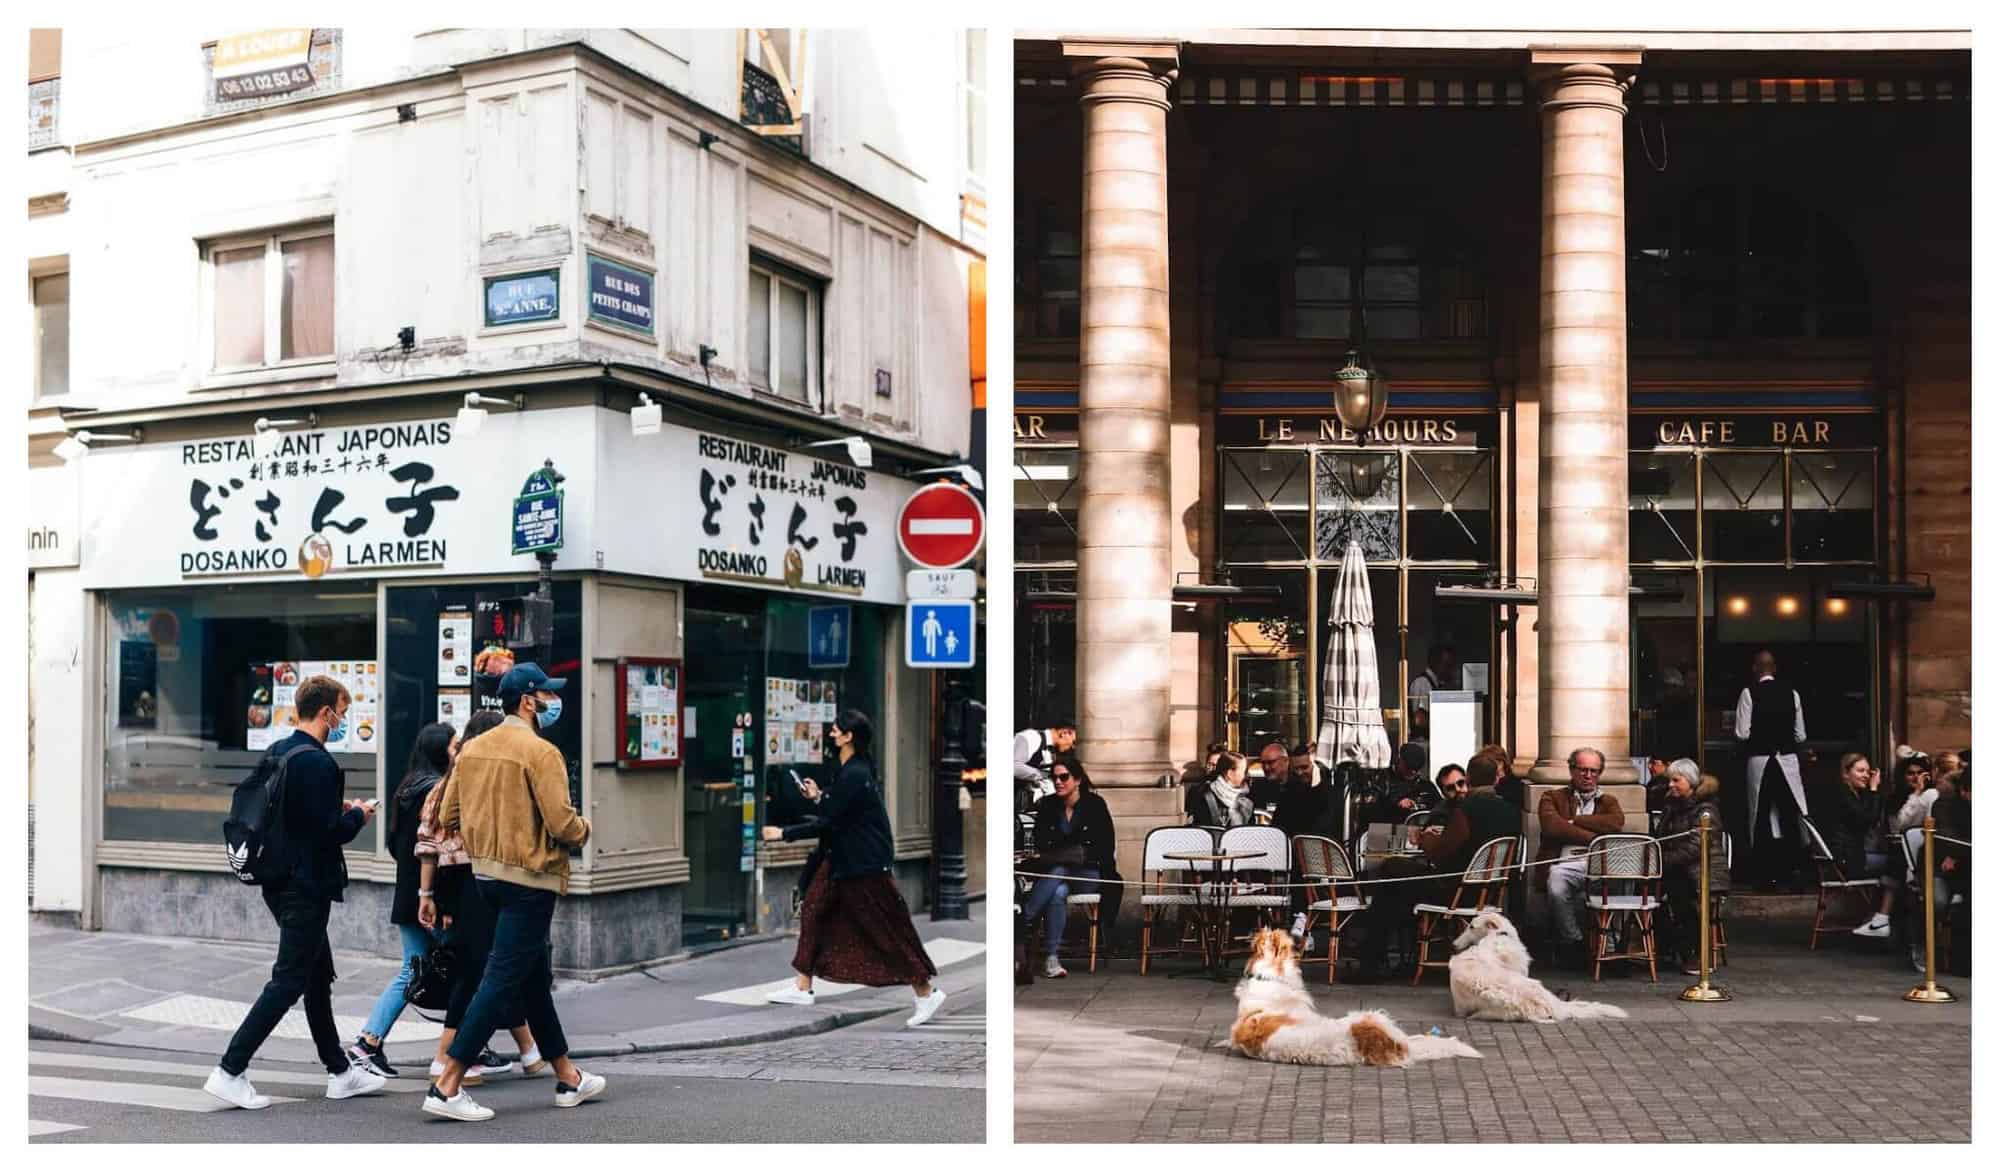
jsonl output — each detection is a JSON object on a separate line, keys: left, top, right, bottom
{"left": 425, "top": 663, "right": 601, "bottom": 1123}
{"left": 1536, "top": 746, "right": 1625, "bottom": 969}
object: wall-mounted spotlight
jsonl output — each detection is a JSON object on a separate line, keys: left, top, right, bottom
{"left": 1826, "top": 597, "right": 1850, "bottom": 617}
{"left": 631, "top": 392, "right": 663, "bottom": 437}
{"left": 54, "top": 427, "right": 143, "bottom": 462}
{"left": 801, "top": 436, "right": 871, "bottom": 469}
{"left": 253, "top": 413, "right": 318, "bottom": 460}
{"left": 1776, "top": 595, "right": 1801, "bottom": 617}
{"left": 1725, "top": 596, "right": 1750, "bottom": 617}
{"left": 455, "top": 392, "right": 522, "bottom": 441}
{"left": 911, "top": 463, "right": 984, "bottom": 493}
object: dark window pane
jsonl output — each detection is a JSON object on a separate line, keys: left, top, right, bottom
{"left": 1789, "top": 451, "right": 1874, "bottom": 562}
{"left": 1015, "top": 448, "right": 1079, "bottom": 564}
{"left": 1368, "top": 307, "right": 1421, "bottom": 339}
{"left": 1221, "top": 448, "right": 1313, "bottom": 563}
{"left": 1363, "top": 264, "right": 1419, "bottom": 303}
{"left": 1295, "top": 263, "right": 1350, "bottom": 302}
{"left": 1701, "top": 452, "right": 1786, "bottom": 561}
{"left": 1406, "top": 450, "right": 1492, "bottom": 561}
{"left": 1016, "top": 573, "right": 1075, "bottom": 733}
{"left": 1225, "top": 570, "right": 1312, "bottom": 754}
{"left": 1294, "top": 305, "right": 1348, "bottom": 339}
{"left": 1629, "top": 453, "right": 1699, "bottom": 562}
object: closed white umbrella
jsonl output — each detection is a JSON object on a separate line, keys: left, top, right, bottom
{"left": 1316, "top": 539, "right": 1393, "bottom": 772}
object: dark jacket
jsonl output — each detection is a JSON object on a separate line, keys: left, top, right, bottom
{"left": 1193, "top": 783, "right": 1254, "bottom": 829}
{"left": 1421, "top": 790, "right": 1520, "bottom": 877}
{"left": 1655, "top": 777, "right": 1730, "bottom": 891}
{"left": 1745, "top": 677, "right": 1802, "bottom": 754}
{"left": 1273, "top": 776, "right": 1333, "bottom": 840}
{"left": 1807, "top": 778, "right": 1880, "bottom": 877}
{"left": 271, "top": 730, "right": 366, "bottom": 901}
{"left": 781, "top": 754, "right": 895, "bottom": 879}
{"left": 387, "top": 767, "right": 443, "bottom": 925}
{"left": 1031, "top": 788, "right": 1118, "bottom": 875}
{"left": 1362, "top": 770, "right": 1425, "bottom": 824}
{"left": 1534, "top": 787, "right": 1626, "bottom": 863}
{"left": 1247, "top": 772, "right": 1285, "bottom": 811}
{"left": 1931, "top": 789, "right": 1970, "bottom": 884}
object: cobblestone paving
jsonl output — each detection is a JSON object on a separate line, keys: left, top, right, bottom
{"left": 610, "top": 1008, "right": 987, "bottom": 1087}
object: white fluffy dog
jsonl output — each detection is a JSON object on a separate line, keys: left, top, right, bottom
{"left": 1229, "top": 928, "right": 1480, "bottom": 1067}
{"left": 1447, "top": 909, "right": 1629, "bottom": 1022}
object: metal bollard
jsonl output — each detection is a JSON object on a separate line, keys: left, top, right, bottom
{"left": 1903, "top": 815, "right": 1957, "bottom": 1004}
{"left": 1680, "top": 809, "right": 1730, "bottom": 1002}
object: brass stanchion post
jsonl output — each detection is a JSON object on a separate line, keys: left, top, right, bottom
{"left": 1680, "top": 809, "right": 1730, "bottom": 1002}
{"left": 1903, "top": 815, "right": 1957, "bottom": 1003}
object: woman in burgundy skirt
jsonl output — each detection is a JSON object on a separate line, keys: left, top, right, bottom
{"left": 761, "top": 709, "right": 946, "bottom": 1026}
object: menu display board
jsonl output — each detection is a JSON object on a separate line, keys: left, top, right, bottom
{"left": 764, "top": 676, "right": 836, "bottom": 765}
{"left": 247, "top": 659, "right": 379, "bottom": 754}
{"left": 615, "top": 658, "right": 683, "bottom": 768}
{"left": 437, "top": 608, "right": 473, "bottom": 686}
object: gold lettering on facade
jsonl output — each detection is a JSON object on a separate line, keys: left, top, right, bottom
{"left": 1012, "top": 414, "right": 1050, "bottom": 440}
{"left": 1441, "top": 420, "right": 1458, "bottom": 443}
{"left": 1276, "top": 419, "right": 1294, "bottom": 440}
{"left": 1423, "top": 420, "right": 1440, "bottom": 442}
{"left": 1320, "top": 419, "right": 1341, "bottom": 441}
{"left": 1815, "top": 420, "right": 1830, "bottom": 444}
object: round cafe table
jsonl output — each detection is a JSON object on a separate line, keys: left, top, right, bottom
{"left": 1164, "top": 849, "right": 1267, "bottom": 979}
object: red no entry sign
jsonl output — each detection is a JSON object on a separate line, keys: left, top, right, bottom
{"left": 897, "top": 482, "right": 986, "bottom": 569}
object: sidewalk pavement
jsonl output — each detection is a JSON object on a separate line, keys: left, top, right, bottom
{"left": 29, "top": 903, "right": 985, "bottom": 1070}
{"left": 1017, "top": 919, "right": 1970, "bottom": 1143}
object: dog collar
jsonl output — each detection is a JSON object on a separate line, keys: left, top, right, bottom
{"left": 1243, "top": 971, "right": 1286, "bottom": 983}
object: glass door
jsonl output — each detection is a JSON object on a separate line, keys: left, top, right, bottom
{"left": 683, "top": 604, "right": 763, "bottom": 947}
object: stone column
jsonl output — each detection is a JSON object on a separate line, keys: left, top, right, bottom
{"left": 1529, "top": 51, "right": 1642, "bottom": 791}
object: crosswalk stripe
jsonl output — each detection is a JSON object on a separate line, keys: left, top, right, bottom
{"left": 29, "top": 1120, "right": 86, "bottom": 1136}
{"left": 29, "top": 1075, "right": 299, "bottom": 1113}
{"left": 698, "top": 938, "right": 987, "bottom": 1006}
{"left": 28, "top": 1051, "right": 426, "bottom": 1093}
{"left": 119, "top": 992, "right": 443, "bottom": 1042}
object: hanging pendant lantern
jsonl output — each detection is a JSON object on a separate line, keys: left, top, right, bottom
{"left": 1332, "top": 349, "right": 1392, "bottom": 444}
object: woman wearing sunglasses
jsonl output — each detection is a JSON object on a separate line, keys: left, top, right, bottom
{"left": 1021, "top": 757, "right": 1117, "bottom": 978}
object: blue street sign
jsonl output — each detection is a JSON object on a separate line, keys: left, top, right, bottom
{"left": 586, "top": 255, "right": 656, "bottom": 335}
{"left": 512, "top": 489, "right": 563, "bottom": 554}
{"left": 484, "top": 269, "right": 561, "bottom": 328}
{"left": 905, "top": 600, "right": 976, "bottom": 669}
{"left": 809, "top": 605, "right": 851, "bottom": 669}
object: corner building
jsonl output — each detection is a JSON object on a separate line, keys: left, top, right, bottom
{"left": 1013, "top": 30, "right": 1969, "bottom": 893}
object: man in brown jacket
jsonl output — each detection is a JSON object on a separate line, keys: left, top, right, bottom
{"left": 425, "top": 663, "right": 601, "bottom": 1123}
{"left": 1538, "top": 747, "right": 1625, "bottom": 967}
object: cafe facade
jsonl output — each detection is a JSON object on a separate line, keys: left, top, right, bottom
{"left": 1013, "top": 30, "right": 1969, "bottom": 872}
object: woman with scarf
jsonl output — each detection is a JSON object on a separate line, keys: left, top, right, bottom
{"left": 1193, "top": 750, "right": 1255, "bottom": 828}
{"left": 761, "top": 710, "right": 946, "bottom": 1027}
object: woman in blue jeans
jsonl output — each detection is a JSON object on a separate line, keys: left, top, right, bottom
{"left": 1022, "top": 757, "right": 1116, "bottom": 978}
{"left": 345, "top": 723, "right": 453, "bottom": 1076}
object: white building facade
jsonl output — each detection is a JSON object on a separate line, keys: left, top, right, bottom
{"left": 31, "top": 27, "right": 987, "bottom": 969}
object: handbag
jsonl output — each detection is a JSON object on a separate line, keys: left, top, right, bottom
{"left": 403, "top": 939, "right": 458, "bottom": 1020}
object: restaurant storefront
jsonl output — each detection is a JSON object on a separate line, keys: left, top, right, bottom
{"left": 77, "top": 399, "right": 933, "bottom": 970}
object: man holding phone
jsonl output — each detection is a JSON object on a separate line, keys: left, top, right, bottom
{"left": 207, "top": 674, "right": 386, "bottom": 1109}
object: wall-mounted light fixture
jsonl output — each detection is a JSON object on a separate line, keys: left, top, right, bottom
{"left": 800, "top": 435, "right": 872, "bottom": 469}
{"left": 631, "top": 392, "right": 663, "bottom": 437}
{"left": 253, "top": 413, "right": 318, "bottom": 459}
{"left": 54, "top": 427, "right": 144, "bottom": 462}
{"left": 1776, "top": 595, "right": 1801, "bottom": 617}
{"left": 1725, "top": 596, "right": 1751, "bottom": 616}
{"left": 455, "top": 392, "right": 522, "bottom": 441}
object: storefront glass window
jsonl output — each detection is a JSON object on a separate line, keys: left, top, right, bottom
{"left": 1015, "top": 571, "right": 1075, "bottom": 732}
{"left": 1630, "top": 571, "right": 1700, "bottom": 762}
{"left": 103, "top": 585, "right": 378, "bottom": 848}
{"left": 1015, "top": 447, "right": 1079, "bottom": 565}
{"left": 1220, "top": 448, "right": 1312, "bottom": 563}
{"left": 1700, "top": 451, "right": 1786, "bottom": 562}
{"left": 1629, "top": 452, "right": 1700, "bottom": 563}
{"left": 762, "top": 599, "right": 885, "bottom": 827}
{"left": 1406, "top": 450, "right": 1492, "bottom": 562}
{"left": 1224, "top": 570, "right": 1311, "bottom": 754}
{"left": 1789, "top": 451, "right": 1875, "bottom": 562}
{"left": 1314, "top": 450, "right": 1400, "bottom": 561}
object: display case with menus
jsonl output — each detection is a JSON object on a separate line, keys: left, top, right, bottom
{"left": 616, "top": 657, "right": 684, "bottom": 769}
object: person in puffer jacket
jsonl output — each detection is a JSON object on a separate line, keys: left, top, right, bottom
{"left": 1656, "top": 760, "right": 1730, "bottom": 972}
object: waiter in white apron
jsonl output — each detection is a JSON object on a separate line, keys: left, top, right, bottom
{"left": 1733, "top": 650, "right": 1809, "bottom": 886}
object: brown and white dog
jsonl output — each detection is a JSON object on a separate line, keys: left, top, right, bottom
{"left": 1448, "top": 909, "right": 1630, "bottom": 1022}
{"left": 1229, "top": 928, "right": 1481, "bottom": 1067}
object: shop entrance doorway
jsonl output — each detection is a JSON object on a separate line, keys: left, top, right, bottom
{"left": 683, "top": 603, "right": 763, "bottom": 947}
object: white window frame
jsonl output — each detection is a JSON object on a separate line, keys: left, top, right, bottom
{"left": 30, "top": 263, "right": 68, "bottom": 401}
{"left": 201, "top": 223, "right": 335, "bottom": 377}
{"left": 747, "top": 258, "right": 822, "bottom": 408}
{"left": 960, "top": 28, "right": 988, "bottom": 192}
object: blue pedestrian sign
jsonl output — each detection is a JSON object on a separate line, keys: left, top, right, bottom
{"left": 808, "top": 606, "right": 851, "bottom": 669}
{"left": 905, "top": 600, "right": 976, "bottom": 669}
{"left": 512, "top": 468, "right": 564, "bottom": 555}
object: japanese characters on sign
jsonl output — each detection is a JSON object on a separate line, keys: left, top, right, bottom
{"left": 685, "top": 431, "right": 891, "bottom": 600}
{"left": 586, "top": 255, "right": 656, "bottom": 335}
{"left": 485, "top": 269, "right": 561, "bottom": 328}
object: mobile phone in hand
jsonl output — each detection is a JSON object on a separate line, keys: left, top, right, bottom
{"left": 789, "top": 770, "right": 806, "bottom": 791}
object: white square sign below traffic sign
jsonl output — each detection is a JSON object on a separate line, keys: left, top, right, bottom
{"left": 905, "top": 569, "right": 978, "bottom": 600}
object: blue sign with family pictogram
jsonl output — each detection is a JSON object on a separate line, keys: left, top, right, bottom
{"left": 485, "top": 269, "right": 561, "bottom": 328}
{"left": 904, "top": 600, "right": 976, "bottom": 669}
{"left": 808, "top": 605, "right": 851, "bottom": 669}
{"left": 586, "top": 255, "right": 655, "bottom": 335}
{"left": 511, "top": 468, "right": 563, "bottom": 555}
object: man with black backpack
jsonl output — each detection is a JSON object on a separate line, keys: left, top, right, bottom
{"left": 205, "top": 674, "right": 387, "bottom": 1110}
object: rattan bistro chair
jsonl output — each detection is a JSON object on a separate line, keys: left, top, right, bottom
{"left": 1294, "top": 835, "right": 1367, "bottom": 983}
{"left": 1215, "top": 825, "right": 1291, "bottom": 961}
{"left": 1801, "top": 815, "right": 1884, "bottom": 948}
{"left": 1584, "top": 834, "right": 1663, "bottom": 982}
{"left": 1138, "top": 826, "right": 1218, "bottom": 974}
{"left": 1708, "top": 831, "right": 1733, "bottom": 967}
{"left": 1411, "top": 835, "right": 1525, "bottom": 985}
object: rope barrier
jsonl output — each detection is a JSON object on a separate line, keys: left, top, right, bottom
{"left": 1015, "top": 829, "right": 1700, "bottom": 890}
{"left": 1934, "top": 835, "right": 1971, "bottom": 849}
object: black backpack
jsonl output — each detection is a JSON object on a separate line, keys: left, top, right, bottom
{"left": 223, "top": 743, "right": 313, "bottom": 885}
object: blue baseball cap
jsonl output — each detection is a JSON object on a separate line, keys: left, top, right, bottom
{"left": 498, "top": 663, "right": 566, "bottom": 702}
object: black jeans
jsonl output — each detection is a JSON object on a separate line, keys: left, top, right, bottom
{"left": 220, "top": 884, "right": 352, "bottom": 1076}
{"left": 446, "top": 879, "right": 567, "bottom": 1068}
{"left": 440, "top": 867, "right": 529, "bottom": 1034}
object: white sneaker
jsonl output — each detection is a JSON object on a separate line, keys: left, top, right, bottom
{"left": 1042, "top": 955, "right": 1068, "bottom": 979}
{"left": 422, "top": 1085, "right": 494, "bottom": 1122}
{"left": 327, "top": 1065, "right": 388, "bottom": 1100}
{"left": 766, "top": 985, "right": 816, "bottom": 1006}
{"left": 554, "top": 1071, "right": 606, "bottom": 1108}
{"left": 907, "top": 988, "right": 947, "bottom": 1028}
{"left": 1852, "top": 917, "right": 1892, "bottom": 939}
{"left": 519, "top": 1046, "right": 551, "bottom": 1077}
{"left": 203, "top": 1066, "right": 272, "bottom": 1110}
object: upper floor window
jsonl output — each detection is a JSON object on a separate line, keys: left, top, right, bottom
{"left": 28, "top": 28, "right": 60, "bottom": 150}
{"left": 207, "top": 226, "right": 334, "bottom": 373}
{"left": 1220, "top": 201, "right": 1488, "bottom": 344}
{"left": 962, "top": 30, "right": 988, "bottom": 185}
{"left": 741, "top": 28, "right": 806, "bottom": 154}
{"left": 748, "top": 258, "right": 820, "bottom": 406}
{"left": 1016, "top": 202, "right": 1080, "bottom": 339}
{"left": 1629, "top": 184, "right": 1870, "bottom": 342}
{"left": 33, "top": 271, "right": 68, "bottom": 398}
